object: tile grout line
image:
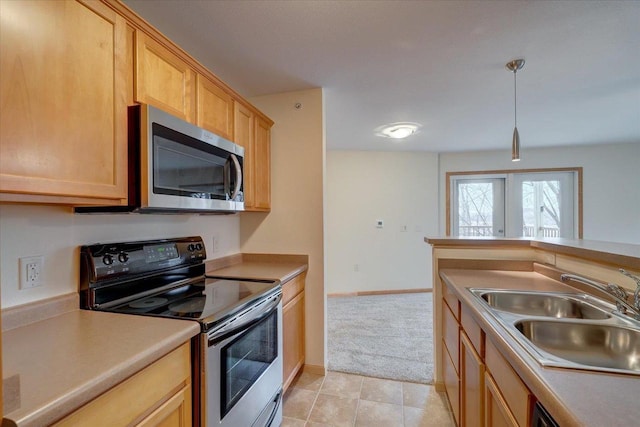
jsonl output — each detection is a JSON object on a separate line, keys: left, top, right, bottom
{"left": 352, "top": 376, "right": 364, "bottom": 427}
{"left": 305, "top": 373, "right": 326, "bottom": 424}
{"left": 400, "top": 382, "right": 405, "bottom": 426}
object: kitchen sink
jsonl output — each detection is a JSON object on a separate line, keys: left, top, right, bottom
{"left": 515, "top": 320, "right": 640, "bottom": 373}
{"left": 468, "top": 288, "right": 640, "bottom": 375}
{"left": 477, "top": 290, "right": 611, "bottom": 319}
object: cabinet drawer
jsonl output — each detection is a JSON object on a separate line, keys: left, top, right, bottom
{"left": 442, "top": 281, "right": 460, "bottom": 319}
{"left": 54, "top": 343, "right": 191, "bottom": 426}
{"left": 443, "top": 301, "right": 460, "bottom": 373}
{"left": 485, "top": 339, "right": 532, "bottom": 426}
{"left": 282, "top": 273, "right": 305, "bottom": 307}
{"left": 443, "top": 343, "right": 460, "bottom": 426}
{"left": 461, "top": 304, "right": 484, "bottom": 358}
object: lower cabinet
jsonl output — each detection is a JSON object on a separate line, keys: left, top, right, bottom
{"left": 282, "top": 272, "right": 306, "bottom": 391}
{"left": 54, "top": 342, "right": 191, "bottom": 426}
{"left": 484, "top": 373, "right": 518, "bottom": 427}
{"left": 443, "top": 343, "right": 461, "bottom": 425}
{"left": 461, "top": 332, "right": 485, "bottom": 427}
{"left": 484, "top": 338, "right": 533, "bottom": 426}
{"left": 441, "top": 282, "right": 534, "bottom": 427}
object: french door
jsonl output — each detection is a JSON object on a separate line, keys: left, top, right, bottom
{"left": 451, "top": 171, "right": 578, "bottom": 239}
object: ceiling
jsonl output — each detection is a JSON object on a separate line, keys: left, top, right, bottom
{"left": 123, "top": 0, "right": 640, "bottom": 153}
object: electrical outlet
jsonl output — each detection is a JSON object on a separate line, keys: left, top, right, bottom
{"left": 19, "top": 256, "right": 44, "bottom": 289}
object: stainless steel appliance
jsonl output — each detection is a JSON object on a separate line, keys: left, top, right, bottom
{"left": 80, "top": 236, "right": 282, "bottom": 427}
{"left": 76, "top": 104, "right": 244, "bottom": 214}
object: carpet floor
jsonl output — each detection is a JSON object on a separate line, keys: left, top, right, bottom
{"left": 327, "top": 292, "right": 434, "bottom": 384}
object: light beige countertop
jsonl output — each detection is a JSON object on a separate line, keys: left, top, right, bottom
{"left": 426, "top": 237, "right": 640, "bottom": 270}
{"left": 2, "top": 298, "right": 200, "bottom": 427}
{"left": 439, "top": 269, "right": 640, "bottom": 427}
{"left": 206, "top": 253, "right": 308, "bottom": 283}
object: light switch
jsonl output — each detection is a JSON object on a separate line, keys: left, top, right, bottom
{"left": 376, "top": 219, "right": 384, "bottom": 228}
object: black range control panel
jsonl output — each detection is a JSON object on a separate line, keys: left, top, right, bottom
{"left": 80, "top": 236, "right": 206, "bottom": 287}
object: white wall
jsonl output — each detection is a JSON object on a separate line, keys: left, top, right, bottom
{"left": 240, "top": 88, "right": 326, "bottom": 369}
{"left": 0, "top": 205, "right": 240, "bottom": 308}
{"left": 326, "top": 151, "right": 439, "bottom": 294}
{"left": 438, "top": 142, "right": 640, "bottom": 244}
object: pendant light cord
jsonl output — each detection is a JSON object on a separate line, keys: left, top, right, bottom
{"left": 514, "top": 70, "right": 518, "bottom": 128}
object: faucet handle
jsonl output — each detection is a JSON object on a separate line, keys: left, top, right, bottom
{"left": 619, "top": 269, "right": 640, "bottom": 286}
{"left": 605, "top": 283, "right": 629, "bottom": 301}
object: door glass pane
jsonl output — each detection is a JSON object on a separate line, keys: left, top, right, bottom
{"left": 517, "top": 171, "right": 575, "bottom": 239}
{"left": 455, "top": 180, "right": 503, "bottom": 237}
{"left": 221, "top": 310, "right": 278, "bottom": 417}
{"left": 521, "top": 180, "right": 562, "bottom": 238}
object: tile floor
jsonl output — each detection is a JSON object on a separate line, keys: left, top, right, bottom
{"left": 282, "top": 371, "right": 455, "bottom": 427}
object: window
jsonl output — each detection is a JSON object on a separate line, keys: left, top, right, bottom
{"left": 448, "top": 169, "right": 581, "bottom": 239}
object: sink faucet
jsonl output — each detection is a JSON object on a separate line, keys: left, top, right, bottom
{"left": 620, "top": 268, "right": 640, "bottom": 314}
{"left": 560, "top": 272, "right": 640, "bottom": 321}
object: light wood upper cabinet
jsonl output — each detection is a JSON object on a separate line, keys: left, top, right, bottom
{"left": 0, "top": 0, "right": 129, "bottom": 203}
{"left": 234, "top": 102, "right": 272, "bottom": 211}
{"left": 135, "top": 31, "right": 195, "bottom": 123}
{"left": 253, "top": 115, "right": 272, "bottom": 211}
{"left": 234, "top": 102, "right": 255, "bottom": 206}
{"left": 197, "top": 75, "right": 234, "bottom": 140}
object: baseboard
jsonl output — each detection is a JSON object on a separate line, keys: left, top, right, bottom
{"left": 434, "top": 381, "right": 446, "bottom": 392}
{"left": 327, "top": 288, "right": 432, "bottom": 297}
{"left": 303, "top": 364, "right": 326, "bottom": 376}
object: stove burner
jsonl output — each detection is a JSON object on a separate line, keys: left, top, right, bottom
{"left": 169, "top": 297, "right": 205, "bottom": 316}
{"left": 129, "top": 297, "right": 169, "bottom": 309}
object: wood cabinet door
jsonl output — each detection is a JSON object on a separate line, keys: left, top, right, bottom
{"left": 253, "top": 115, "right": 271, "bottom": 210}
{"left": 135, "top": 31, "right": 195, "bottom": 123}
{"left": 484, "top": 373, "right": 518, "bottom": 427}
{"left": 443, "top": 343, "right": 461, "bottom": 426}
{"left": 234, "top": 102, "right": 255, "bottom": 208}
{"left": 136, "top": 385, "right": 192, "bottom": 427}
{"left": 0, "top": 0, "right": 128, "bottom": 203}
{"left": 443, "top": 300, "right": 460, "bottom": 373}
{"left": 461, "top": 332, "right": 485, "bottom": 427}
{"left": 197, "top": 75, "right": 234, "bottom": 140}
{"left": 283, "top": 290, "right": 305, "bottom": 391}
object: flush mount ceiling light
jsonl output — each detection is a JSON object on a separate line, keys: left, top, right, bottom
{"left": 506, "top": 58, "right": 525, "bottom": 162}
{"left": 375, "top": 122, "right": 421, "bottom": 140}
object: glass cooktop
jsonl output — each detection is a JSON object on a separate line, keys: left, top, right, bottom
{"left": 108, "top": 277, "right": 279, "bottom": 331}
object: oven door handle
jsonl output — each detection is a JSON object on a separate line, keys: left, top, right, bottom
{"left": 207, "top": 293, "right": 281, "bottom": 346}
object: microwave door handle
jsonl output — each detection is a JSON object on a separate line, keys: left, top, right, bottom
{"left": 229, "top": 153, "right": 242, "bottom": 201}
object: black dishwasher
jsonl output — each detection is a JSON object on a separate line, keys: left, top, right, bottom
{"left": 531, "top": 401, "right": 559, "bottom": 427}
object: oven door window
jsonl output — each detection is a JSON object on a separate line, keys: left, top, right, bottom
{"left": 152, "top": 123, "right": 234, "bottom": 200}
{"left": 220, "top": 310, "right": 278, "bottom": 418}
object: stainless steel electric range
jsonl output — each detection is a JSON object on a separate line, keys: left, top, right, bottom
{"left": 80, "top": 236, "right": 283, "bottom": 427}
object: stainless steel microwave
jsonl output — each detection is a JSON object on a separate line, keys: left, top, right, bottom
{"left": 77, "top": 104, "right": 244, "bottom": 214}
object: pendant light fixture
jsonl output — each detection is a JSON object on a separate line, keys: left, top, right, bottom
{"left": 506, "top": 59, "right": 525, "bottom": 161}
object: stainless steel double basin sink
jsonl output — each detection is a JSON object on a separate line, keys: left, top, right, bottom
{"left": 469, "top": 288, "right": 640, "bottom": 375}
